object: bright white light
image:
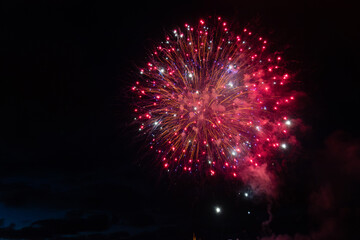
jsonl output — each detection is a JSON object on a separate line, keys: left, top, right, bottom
{"left": 247, "top": 211, "right": 251, "bottom": 215}
{"left": 228, "top": 82, "right": 234, "bottom": 87}
{"left": 244, "top": 192, "right": 249, "bottom": 197}
{"left": 215, "top": 206, "right": 221, "bottom": 214}
{"left": 232, "top": 151, "right": 236, "bottom": 156}
{"left": 188, "top": 73, "right": 193, "bottom": 78}
{"left": 256, "top": 126, "right": 260, "bottom": 131}
{"left": 281, "top": 143, "right": 287, "bottom": 149}
{"left": 159, "top": 68, "right": 165, "bottom": 73}
{"left": 154, "top": 121, "right": 159, "bottom": 126}
{"left": 285, "top": 120, "right": 291, "bottom": 126}
{"left": 228, "top": 65, "right": 233, "bottom": 70}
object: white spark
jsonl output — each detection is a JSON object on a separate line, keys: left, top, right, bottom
{"left": 215, "top": 206, "right": 221, "bottom": 214}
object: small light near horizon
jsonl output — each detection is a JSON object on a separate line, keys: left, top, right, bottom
{"left": 244, "top": 192, "right": 249, "bottom": 197}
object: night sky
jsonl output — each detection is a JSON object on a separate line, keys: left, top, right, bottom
{"left": 1, "top": 0, "right": 359, "bottom": 239}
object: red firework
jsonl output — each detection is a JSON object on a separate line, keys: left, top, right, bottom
{"left": 132, "top": 17, "right": 297, "bottom": 178}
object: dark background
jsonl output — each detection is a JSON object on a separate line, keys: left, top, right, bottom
{"left": 1, "top": 0, "right": 359, "bottom": 239}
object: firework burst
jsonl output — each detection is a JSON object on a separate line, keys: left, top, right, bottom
{"left": 132, "top": 17, "right": 297, "bottom": 179}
